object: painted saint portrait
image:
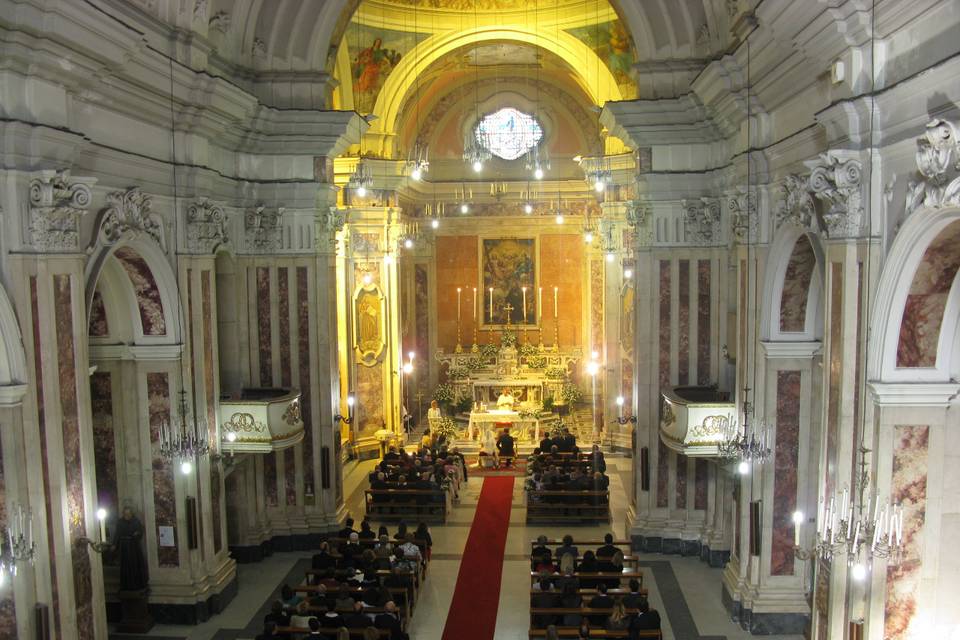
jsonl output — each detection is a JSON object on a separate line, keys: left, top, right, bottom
{"left": 566, "top": 19, "right": 638, "bottom": 99}
{"left": 346, "top": 23, "right": 427, "bottom": 114}
{"left": 355, "top": 287, "right": 384, "bottom": 362}
{"left": 620, "top": 280, "right": 635, "bottom": 353}
{"left": 482, "top": 238, "right": 536, "bottom": 326}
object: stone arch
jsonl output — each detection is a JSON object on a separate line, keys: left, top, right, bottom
{"left": 0, "top": 281, "right": 28, "bottom": 404}
{"left": 760, "top": 224, "right": 826, "bottom": 343}
{"left": 870, "top": 207, "right": 960, "bottom": 383}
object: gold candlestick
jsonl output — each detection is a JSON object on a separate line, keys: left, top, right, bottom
{"left": 554, "top": 316, "right": 559, "bottom": 348}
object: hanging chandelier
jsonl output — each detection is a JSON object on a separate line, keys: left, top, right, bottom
{"left": 463, "top": 133, "right": 491, "bottom": 173}
{"left": 0, "top": 504, "right": 36, "bottom": 587}
{"left": 525, "top": 145, "right": 550, "bottom": 180}
{"left": 408, "top": 141, "right": 430, "bottom": 181}
{"left": 159, "top": 389, "right": 210, "bottom": 474}
{"left": 348, "top": 160, "right": 374, "bottom": 197}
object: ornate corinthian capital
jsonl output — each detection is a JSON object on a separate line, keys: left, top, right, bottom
{"left": 681, "top": 197, "right": 721, "bottom": 245}
{"left": 244, "top": 204, "right": 284, "bottom": 252}
{"left": 777, "top": 174, "right": 817, "bottom": 231}
{"left": 905, "top": 119, "right": 960, "bottom": 216}
{"left": 185, "top": 198, "right": 228, "bottom": 254}
{"left": 805, "top": 151, "right": 863, "bottom": 238}
{"left": 95, "top": 187, "right": 165, "bottom": 250}
{"left": 27, "top": 170, "right": 96, "bottom": 252}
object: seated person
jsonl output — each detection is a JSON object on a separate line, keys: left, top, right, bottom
{"left": 312, "top": 542, "right": 337, "bottom": 572}
{"left": 622, "top": 579, "right": 644, "bottom": 610}
{"left": 263, "top": 601, "right": 290, "bottom": 628}
{"left": 556, "top": 534, "right": 579, "bottom": 563}
{"left": 399, "top": 534, "right": 423, "bottom": 564}
{"left": 358, "top": 519, "right": 377, "bottom": 541}
{"left": 629, "top": 598, "right": 662, "bottom": 632}
{"left": 587, "top": 582, "right": 614, "bottom": 625}
{"left": 577, "top": 551, "right": 600, "bottom": 588}
{"left": 559, "top": 583, "right": 583, "bottom": 626}
{"left": 338, "top": 517, "right": 357, "bottom": 540}
{"left": 383, "top": 445, "right": 400, "bottom": 462}
{"left": 590, "top": 444, "right": 607, "bottom": 473}
{"left": 343, "top": 601, "right": 374, "bottom": 628}
{"left": 496, "top": 428, "right": 515, "bottom": 465}
{"left": 531, "top": 534, "right": 554, "bottom": 571}
{"left": 340, "top": 532, "right": 363, "bottom": 567}
{"left": 606, "top": 600, "right": 630, "bottom": 632}
{"left": 374, "top": 601, "right": 408, "bottom": 640}
{"left": 307, "top": 617, "right": 326, "bottom": 637}
{"left": 496, "top": 387, "right": 515, "bottom": 409}
{"left": 531, "top": 578, "right": 560, "bottom": 628}
{"left": 539, "top": 435, "right": 553, "bottom": 452}
{"left": 334, "top": 584, "right": 355, "bottom": 610}
{"left": 596, "top": 533, "right": 619, "bottom": 561}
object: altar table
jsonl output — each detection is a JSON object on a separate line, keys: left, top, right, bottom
{"left": 467, "top": 409, "right": 540, "bottom": 442}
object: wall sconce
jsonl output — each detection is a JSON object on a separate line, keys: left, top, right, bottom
{"left": 612, "top": 395, "right": 638, "bottom": 425}
{"left": 334, "top": 394, "right": 355, "bottom": 425}
{"left": 78, "top": 508, "right": 110, "bottom": 554}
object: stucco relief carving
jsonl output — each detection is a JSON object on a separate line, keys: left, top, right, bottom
{"left": 94, "top": 187, "right": 166, "bottom": 250}
{"left": 185, "top": 198, "right": 228, "bottom": 254}
{"left": 625, "top": 197, "right": 653, "bottom": 247}
{"left": 905, "top": 119, "right": 960, "bottom": 216}
{"left": 777, "top": 174, "right": 817, "bottom": 231}
{"left": 27, "top": 170, "right": 96, "bottom": 252}
{"left": 805, "top": 151, "right": 863, "bottom": 238}
{"left": 244, "top": 204, "right": 283, "bottom": 252}
{"left": 208, "top": 10, "right": 230, "bottom": 33}
{"left": 317, "top": 206, "right": 346, "bottom": 248}
{"left": 728, "top": 189, "right": 758, "bottom": 242}
{"left": 682, "top": 197, "right": 721, "bottom": 245}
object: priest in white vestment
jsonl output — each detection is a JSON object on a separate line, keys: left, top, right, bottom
{"left": 496, "top": 388, "right": 516, "bottom": 410}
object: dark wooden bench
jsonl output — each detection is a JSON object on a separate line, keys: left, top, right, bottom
{"left": 528, "top": 628, "right": 660, "bottom": 639}
{"left": 529, "top": 570, "right": 643, "bottom": 586}
{"left": 293, "top": 585, "right": 413, "bottom": 620}
{"left": 364, "top": 488, "right": 450, "bottom": 523}
{"left": 528, "top": 588, "right": 648, "bottom": 598}
{"left": 530, "top": 539, "right": 631, "bottom": 546}
{"left": 276, "top": 627, "right": 391, "bottom": 638}
{"left": 526, "top": 490, "right": 611, "bottom": 523}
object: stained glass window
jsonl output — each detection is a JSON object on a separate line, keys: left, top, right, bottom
{"left": 475, "top": 108, "right": 544, "bottom": 161}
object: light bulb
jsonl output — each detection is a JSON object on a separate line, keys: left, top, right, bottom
{"left": 460, "top": 203, "right": 469, "bottom": 214}
{"left": 624, "top": 268, "right": 633, "bottom": 279}
{"left": 362, "top": 273, "right": 372, "bottom": 286}
{"left": 594, "top": 179, "right": 605, "bottom": 193}
{"left": 737, "top": 461, "right": 750, "bottom": 475}
{"left": 587, "top": 361, "right": 599, "bottom": 376}
{"left": 411, "top": 167, "right": 422, "bottom": 181}
{"left": 591, "top": 350, "right": 599, "bottom": 360}
{"left": 347, "top": 394, "right": 356, "bottom": 407}
{"left": 356, "top": 186, "right": 367, "bottom": 197}
{"left": 584, "top": 232, "right": 594, "bottom": 244}
{"left": 534, "top": 167, "right": 544, "bottom": 180}
{"left": 431, "top": 219, "right": 439, "bottom": 229}
{"left": 792, "top": 511, "right": 804, "bottom": 525}
{"left": 226, "top": 431, "right": 237, "bottom": 443}
{"left": 851, "top": 563, "right": 867, "bottom": 581}
{"left": 180, "top": 460, "right": 193, "bottom": 475}
{"left": 606, "top": 252, "right": 615, "bottom": 262}
{"left": 616, "top": 396, "right": 624, "bottom": 407}
{"left": 402, "top": 362, "right": 413, "bottom": 374}
{"left": 404, "top": 238, "right": 414, "bottom": 249}
{"left": 555, "top": 214, "right": 564, "bottom": 225}
{"left": 384, "top": 254, "right": 395, "bottom": 265}
{"left": 96, "top": 508, "right": 108, "bottom": 522}
{"left": 472, "top": 160, "right": 483, "bottom": 172}
{"left": 524, "top": 203, "right": 533, "bottom": 214}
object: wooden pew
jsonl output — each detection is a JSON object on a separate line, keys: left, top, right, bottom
{"left": 528, "top": 588, "right": 649, "bottom": 599}
{"left": 528, "top": 628, "right": 661, "bottom": 639}
{"left": 275, "top": 627, "right": 391, "bottom": 638}
{"left": 305, "top": 569, "right": 421, "bottom": 610}
{"left": 364, "top": 488, "right": 450, "bottom": 523}
{"left": 529, "top": 570, "right": 643, "bottom": 587}
{"left": 530, "top": 606, "right": 654, "bottom": 626}
{"left": 525, "top": 490, "right": 611, "bottom": 523}
{"left": 529, "top": 539, "right": 631, "bottom": 546}
{"left": 293, "top": 585, "right": 412, "bottom": 621}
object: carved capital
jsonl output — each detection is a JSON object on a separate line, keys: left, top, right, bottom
{"left": 777, "top": 174, "right": 818, "bottom": 231}
{"left": 94, "top": 187, "right": 165, "bottom": 250}
{"left": 208, "top": 10, "right": 230, "bottom": 33}
{"left": 244, "top": 204, "right": 283, "bottom": 252}
{"left": 27, "top": 170, "right": 96, "bottom": 252}
{"left": 625, "top": 198, "right": 653, "bottom": 247}
{"left": 682, "top": 197, "right": 721, "bottom": 245}
{"left": 905, "top": 119, "right": 960, "bottom": 216}
{"left": 185, "top": 198, "right": 228, "bottom": 254}
{"left": 805, "top": 151, "right": 863, "bottom": 238}
{"left": 727, "top": 188, "right": 758, "bottom": 243}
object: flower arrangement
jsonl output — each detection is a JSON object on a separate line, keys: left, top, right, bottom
{"left": 433, "top": 416, "right": 459, "bottom": 443}
{"left": 464, "top": 357, "right": 485, "bottom": 371}
{"left": 447, "top": 366, "right": 470, "bottom": 380}
{"left": 479, "top": 343, "right": 500, "bottom": 359}
{"left": 559, "top": 382, "right": 583, "bottom": 404}
{"left": 518, "top": 405, "right": 543, "bottom": 420}
{"left": 545, "top": 366, "right": 567, "bottom": 380}
{"left": 433, "top": 383, "right": 456, "bottom": 407}
{"left": 526, "top": 355, "right": 547, "bottom": 369}
{"left": 500, "top": 330, "right": 518, "bottom": 348}
{"left": 519, "top": 343, "right": 539, "bottom": 357}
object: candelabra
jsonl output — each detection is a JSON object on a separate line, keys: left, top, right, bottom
{"left": 793, "top": 445, "right": 905, "bottom": 578}
{"left": 407, "top": 142, "right": 429, "bottom": 181}
{"left": 334, "top": 394, "right": 356, "bottom": 425}
{"left": 159, "top": 389, "right": 210, "bottom": 474}
{"left": 612, "top": 396, "right": 637, "bottom": 425}
{"left": 77, "top": 508, "right": 111, "bottom": 554}
{"left": 463, "top": 135, "right": 491, "bottom": 172}
{"left": 717, "top": 390, "right": 771, "bottom": 470}
{"left": 1, "top": 504, "right": 36, "bottom": 585}
{"left": 348, "top": 160, "right": 374, "bottom": 197}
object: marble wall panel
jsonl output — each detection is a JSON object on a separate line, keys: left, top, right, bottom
{"left": 31, "top": 277, "right": 61, "bottom": 636}
{"left": 414, "top": 264, "right": 429, "bottom": 380}
{"left": 694, "top": 459, "right": 708, "bottom": 510}
{"left": 538, "top": 235, "right": 585, "bottom": 348}
{"left": 54, "top": 275, "right": 94, "bottom": 638}
{"left": 114, "top": 247, "right": 166, "bottom": 335}
{"left": 659, "top": 260, "right": 671, "bottom": 390}
{"left": 676, "top": 454, "right": 687, "bottom": 508}
{"left": 779, "top": 236, "right": 816, "bottom": 332}
{"left": 147, "top": 372, "right": 178, "bottom": 567}
{"left": 278, "top": 268, "right": 291, "bottom": 388}
{"left": 697, "top": 260, "right": 711, "bottom": 385}
{"left": 297, "top": 267, "right": 314, "bottom": 497}
{"left": 187, "top": 272, "right": 205, "bottom": 550}
{"left": 884, "top": 425, "right": 929, "bottom": 640}
{"left": 621, "top": 358, "right": 633, "bottom": 416}
{"left": 263, "top": 452, "right": 278, "bottom": 508}
{"left": 91, "top": 372, "right": 117, "bottom": 512}
{"left": 590, "top": 258, "right": 604, "bottom": 352}
{"left": 435, "top": 236, "right": 479, "bottom": 350}
{"left": 0, "top": 439, "right": 16, "bottom": 634}
{"left": 657, "top": 440, "right": 669, "bottom": 508}
{"left": 88, "top": 289, "right": 109, "bottom": 337}
{"left": 356, "top": 362, "right": 385, "bottom": 437}
{"left": 678, "top": 260, "right": 690, "bottom": 385}
{"left": 201, "top": 271, "right": 222, "bottom": 553}
{"left": 826, "top": 262, "right": 842, "bottom": 497}
{"left": 284, "top": 448, "right": 297, "bottom": 507}
{"left": 738, "top": 261, "right": 746, "bottom": 398}
{"left": 257, "top": 266, "right": 272, "bottom": 385}
{"left": 772, "top": 370, "right": 800, "bottom": 576}
{"left": 897, "top": 220, "right": 960, "bottom": 367}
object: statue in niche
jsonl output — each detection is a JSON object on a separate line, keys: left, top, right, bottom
{"left": 112, "top": 507, "right": 148, "bottom": 592}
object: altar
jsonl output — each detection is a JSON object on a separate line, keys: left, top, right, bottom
{"left": 467, "top": 409, "right": 541, "bottom": 441}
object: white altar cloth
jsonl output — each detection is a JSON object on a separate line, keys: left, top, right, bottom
{"left": 467, "top": 409, "right": 539, "bottom": 441}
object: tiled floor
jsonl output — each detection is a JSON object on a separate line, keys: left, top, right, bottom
{"left": 118, "top": 456, "right": 805, "bottom": 640}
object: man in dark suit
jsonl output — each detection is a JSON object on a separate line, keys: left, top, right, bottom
{"left": 497, "top": 428, "right": 515, "bottom": 466}
{"left": 630, "top": 598, "right": 662, "bottom": 633}
{"left": 532, "top": 534, "right": 553, "bottom": 570}
{"left": 374, "top": 600, "right": 408, "bottom": 639}
{"left": 531, "top": 578, "right": 560, "bottom": 628}
{"left": 622, "top": 579, "right": 644, "bottom": 610}
{"left": 338, "top": 517, "right": 356, "bottom": 540}
{"left": 587, "top": 583, "right": 615, "bottom": 625}
{"left": 539, "top": 435, "right": 553, "bottom": 452}
{"left": 597, "top": 533, "right": 619, "bottom": 561}
{"left": 343, "top": 601, "right": 374, "bottom": 628}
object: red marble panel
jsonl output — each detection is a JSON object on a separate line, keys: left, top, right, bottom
{"left": 825, "top": 263, "right": 842, "bottom": 497}
{"left": 697, "top": 260, "right": 711, "bottom": 385}
{"left": 53, "top": 275, "right": 94, "bottom": 638}
{"left": 694, "top": 458, "right": 708, "bottom": 510}
{"left": 88, "top": 289, "right": 109, "bottom": 337}
{"left": 201, "top": 271, "right": 222, "bottom": 553}
{"left": 284, "top": 448, "right": 297, "bottom": 507}
{"left": 590, "top": 259, "right": 604, "bottom": 353}
{"left": 897, "top": 220, "right": 960, "bottom": 367}
{"left": 114, "top": 247, "right": 166, "bottom": 335}
{"left": 0, "top": 438, "right": 16, "bottom": 635}
{"left": 656, "top": 440, "right": 669, "bottom": 508}
{"left": 884, "top": 425, "right": 929, "bottom": 640}
{"left": 678, "top": 260, "right": 690, "bottom": 385}
{"left": 297, "top": 267, "right": 314, "bottom": 499}
{"left": 278, "top": 268, "right": 291, "bottom": 388}
{"left": 435, "top": 236, "right": 478, "bottom": 350}
{"left": 31, "top": 277, "right": 61, "bottom": 636}
{"left": 257, "top": 266, "right": 273, "bottom": 385}
{"left": 659, "top": 260, "right": 671, "bottom": 390}
{"left": 779, "top": 236, "right": 816, "bottom": 332}
{"left": 771, "top": 370, "right": 800, "bottom": 576}
{"left": 148, "top": 371, "right": 179, "bottom": 567}
{"left": 264, "top": 451, "right": 278, "bottom": 508}
{"left": 356, "top": 362, "right": 385, "bottom": 437}
{"left": 675, "top": 454, "right": 687, "bottom": 508}
{"left": 91, "top": 372, "right": 117, "bottom": 513}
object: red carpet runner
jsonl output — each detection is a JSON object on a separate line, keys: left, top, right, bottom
{"left": 441, "top": 476, "right": 515, "bottom": 640}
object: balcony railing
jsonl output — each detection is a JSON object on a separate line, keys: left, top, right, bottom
{"left": 659, "top": 386, "right": 734, "bottom": 457}
{"left": 219, "top": 387, "right": 304, "bottom": 453}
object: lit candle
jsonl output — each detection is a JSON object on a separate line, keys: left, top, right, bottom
{"left": 522, "top": 287, "right": 528, "bottom": 323}
{"left": 538, "top": 287, "right": 542, "bottom": 323}
{"left": 489, "top": 288, "right": 494, "bottom": 323}
{"left": 457, "top": 287, "right": 462, "bottom": 322}
{"left": 553, "top": 286, "right": 558, "bottom": 319}
{"left": 99, "top": 513, "right": 107, "bottom": 543}
{"left": 794, "top": 519, "right": 801, "bottom": 547}
{"left": 473, "top": 287, "right": 477, "bottom": 321}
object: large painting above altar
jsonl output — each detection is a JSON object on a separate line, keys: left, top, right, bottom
{"left": 482, "top": 237, "right": 536, "bottom": 326}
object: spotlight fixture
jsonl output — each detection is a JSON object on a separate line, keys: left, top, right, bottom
{"left": 473, "top": 160, "right": 483, "bottom": 172}
{"left": 180, "top": 460, "right": 193, "bottom": 475}
{"left": 606, "top": 251, "right": 615, "bottom": 262}
{"left": 225, "top": 431, "right": 237, "bottom": 443}
{"left": 851, "top": 563, "right": 868, "bottom": 581}
{"left": 737, "top": 461, "right": 750, "bottom": 475}
{"left": 362, "top": 273, "right": 373, "bottom": 286}
{"left": 402, "top": 362, "right": 413, "bottom": 374}
{"left": 594, "top": 179, "right": 605, "bottom": 193}
{"left": 534, "top": 167, "right": 544, "bottom": 180}
{"left": 335, "top": 394, "right": 356, "bottom": 425}
{"left": 410, "top": 167, "right": 422, "bottom": 181}
{"left": 356, "top": 186, "right": 367, "bottom": 197}
{"left": 384, "top": 254, "right": 395, "bottom": 265}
